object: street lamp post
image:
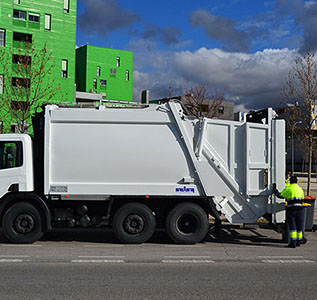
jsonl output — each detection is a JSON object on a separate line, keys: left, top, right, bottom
{"left": 291, "top": 121, "right": 302, "bottom": 175}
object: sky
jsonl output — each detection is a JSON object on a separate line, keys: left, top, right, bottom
{"left": 76, "top": 0, "right": 317, "bottom": 110}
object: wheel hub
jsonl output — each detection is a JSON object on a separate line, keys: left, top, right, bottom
{"left": 123, "top": 214, "right": 144, "bottom": 234}
{"left": 14, "top": 214, "right": 35, "bottom": 234}
{"left": 176, "top": 214, "right": 199, "bottom": 234}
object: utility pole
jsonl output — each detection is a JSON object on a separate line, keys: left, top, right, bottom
{"left": 291, "top": 121, "right": 302, "bottom": 175}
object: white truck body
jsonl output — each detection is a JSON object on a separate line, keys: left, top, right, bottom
{"left": 44, "top": 101, "right": 285, "bottom": 224}
{"left": 0, "top": 100, "right": 286, "bottom": 244}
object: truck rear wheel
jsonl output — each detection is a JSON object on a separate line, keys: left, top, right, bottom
{"left": 166, "top": 202, "right": 209, "bottom": 244}
{"left": 2, "top": 202, "right": 43, "bottom": 244}
{"left": 112, "top": 203, "right": 155, "bottom": 244}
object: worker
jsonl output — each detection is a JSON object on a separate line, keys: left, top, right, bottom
{"left": 273, "top": 175, "right": 305, "bottom": 248}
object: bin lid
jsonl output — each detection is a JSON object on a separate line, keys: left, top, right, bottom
{"left": 304, "top": 196, "right": 316, "bottom": 203}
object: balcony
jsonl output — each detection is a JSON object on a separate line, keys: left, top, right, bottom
{"left": 13, "top": 40, "right": 31, "bottom": 49}
{"left": 12, "top": 19, "right": 27, "bottom": 27}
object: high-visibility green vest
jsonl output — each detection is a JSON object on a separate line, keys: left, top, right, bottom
{"left": 280, "top": 184, "right": 304, "bottom": 207}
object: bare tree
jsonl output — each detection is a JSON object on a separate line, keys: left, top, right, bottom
{"left": 0, "top": 42, "right": 61, "bottom": 133}
{"left": 183, "top": 83, "right": 224, "bottom": 118}
{"left": 281, "top": 51, "right": 317, "bottom": 195}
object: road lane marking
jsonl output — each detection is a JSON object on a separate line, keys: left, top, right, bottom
{"left": 262, "top": 260, "right": 314, "bottom": 264}
{"left": 162, "top": 260, "right": 215, "bottom": 263}
{"left": 83, "top": 245, "right": 124, "bottom": 248}
{"left": 1, "top": 244, "right": 42, "bottom": 247}
{"left": 71, "top": 259, "right": 124, "bottom": 263}
{"left": 0, "top": 259, "right": 23, "bottom": 263}
{"left": 164, "top": 256, "right": 211, "bottom": 259}
{"left": 164, "top": 245, "right": 205, "bottom": 248}
{"left": 259, "top": 256, "right": 303, "bottom": 258}
{"left": 0, "top": 255, "right": 29, "bottom": 258}
{"left": 78, "top": 256, "right": 125, "bottom": 258}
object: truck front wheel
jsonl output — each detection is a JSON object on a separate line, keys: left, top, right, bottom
{"left": 166, "top": 202, "right": 209, "bottom": 244}
{"left": 112, "top": 203, "right": 155, "bottom": 244}
{"left": 2, "top": 202, "right": 43, "bottom": 244}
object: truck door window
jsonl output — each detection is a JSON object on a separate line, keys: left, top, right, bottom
{"left": 0, "top": 142, "right": 23, "bottom": 169}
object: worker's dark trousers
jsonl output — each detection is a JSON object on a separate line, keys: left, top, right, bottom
{"left": 286, "top": 207, "right": 303, "bottom": 247}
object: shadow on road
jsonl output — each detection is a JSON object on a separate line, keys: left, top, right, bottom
{"left": 0, "top": 228, "right": 173, "bottom": 244}
{"left": 207, "top": 224, "right": 285, "bottom": 247}
{"left": 0, "top": 223, "right": 285, "bottom": 247}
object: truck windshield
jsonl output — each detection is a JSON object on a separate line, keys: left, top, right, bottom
{"left": 0, "top": 142, "right": 23, "bottom": 169}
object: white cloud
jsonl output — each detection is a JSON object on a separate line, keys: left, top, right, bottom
{"left": 305, "top": 1, "right": 316, "bottom": 8}
{"left": 133, "top": 46, "right": 299, "bottom": 110}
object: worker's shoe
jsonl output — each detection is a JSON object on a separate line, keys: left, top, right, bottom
{"left": 296, "top": 241, "right": 301, "bottom": 247}
{"left": 285, "top": 243, "right": 296, "bottom": 248}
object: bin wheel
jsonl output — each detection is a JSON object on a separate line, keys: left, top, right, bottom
{"left": 2, "top": 202, "right": 43, "bottom": 244}
{"left": 166, "top": 202, "right": 209, "bottom": 244}
{"left": 113, "top": 203, "right": 155, "bottom": 244}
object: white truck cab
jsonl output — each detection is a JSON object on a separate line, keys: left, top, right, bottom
{"left": 0, "top": 134, "right": 34, "bottom": 198}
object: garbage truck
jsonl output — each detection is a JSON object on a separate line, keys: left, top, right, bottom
{"left": 0, "top": 101, "right": 285, "bottom": 244}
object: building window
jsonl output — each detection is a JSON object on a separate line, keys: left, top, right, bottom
{"left": 13, "top": 32, "right": 32, "bottom": 43}
{"left": 12, "top": 77, "right": 30, "bottom": 88}
{"left": 100, "top": 80, "right": 107, "bottom": 86}
{"left": 29, "top": 13, "right": 40, "bottom": 23}
{"left": 11, "top": 101, "right": 30, "bottom": 111}
{"left": 116, "top": 57, "right": 120, "bottom": 67}
{"left": 125, "top": 70, "right": 129, "bottom": 81}
{"left": 97, "top": 66, "right": 101, "bottom": 77}
{"left": 10, "top": 125, "right": 17, "bottom": 134}
{"left": 0, "top": 141, "right": 23, "bottom": 169}
{"left": 12, "top": 54, "right": 31, "bottom": 65}
{"left": 13, "top": 0, "right": 20, "bottom": 4}
{"left": 64, "top": 0, "right": 70, "bottom": 13}
{"left": 0, "top": 75, "right": 3, "bottom": 94}
{"left": 110, "top": 68, "right": 116, "bottom": 75}
{"left": 61, "top": 59, "right": 68, "bottom": 78}
{"left": 45, "top": 14, "right": 51, "bottom": 31}
{"left": 218, "top": 106, "right": 224, "bottom": 114}
{"left": 0, "top": 29, "right": 5, "bottom": 47}
{"left": 93, "top": 78, "right": 97, "bottom": 89}
{"left": 13, "top": 9, "right": 26, "bottom": 20}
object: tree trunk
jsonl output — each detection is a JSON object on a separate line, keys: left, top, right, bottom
{"left": 307, "top": 134, "right": 313, "bottom": 196}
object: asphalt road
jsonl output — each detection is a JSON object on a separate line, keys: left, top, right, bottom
{"left": 1, "top": 262, "right": 316, "bottom": 300}
{"left": 0, "top": 226, "right": 316, "bottom": 300}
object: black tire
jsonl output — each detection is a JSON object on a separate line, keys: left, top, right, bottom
{"left": 2, "top": 202, "right": 43, "bottom": 244}
{"left": 166, "top": 202, "right": 209, "bottom": 244}
{"left": 113, "top": 203, "right": 156, "bottom": 244}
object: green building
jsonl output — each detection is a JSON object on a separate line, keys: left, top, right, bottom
{"left": 0, "top": 0, "right": 76, "bottom": 132}
{"left": 75, "top": 45, "right": 133, "bottom": 102}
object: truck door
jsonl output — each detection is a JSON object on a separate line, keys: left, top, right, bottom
{"left": 245, "top": 123, "right": 269, "bottom": 195}
{"left": 0, "top": 141, "right": 23, "bottom": 198}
